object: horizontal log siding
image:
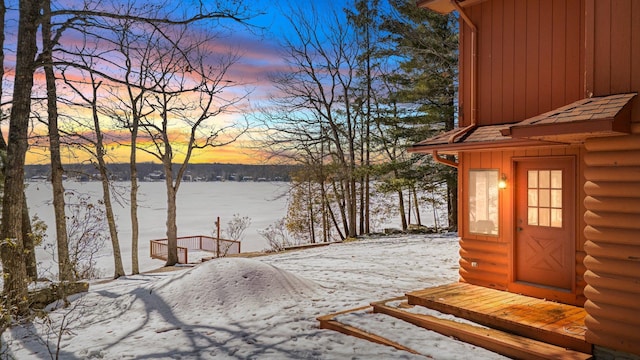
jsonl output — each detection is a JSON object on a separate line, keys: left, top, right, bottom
{"left": 459, "top": 147, "right": 587, "bottom": 302}
{"left": 460, "top": 0, "right": 584, "bottom": 126}
{"left": 583, "top": 128, "right": 640, "bottom": 356}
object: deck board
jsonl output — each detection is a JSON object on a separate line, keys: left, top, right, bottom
{"left": 406, "top": 282, "right": 591, "bottom": 354}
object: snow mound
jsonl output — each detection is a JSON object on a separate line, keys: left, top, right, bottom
{"left": 149, "top": 258, "right": 320, "bottom": 317}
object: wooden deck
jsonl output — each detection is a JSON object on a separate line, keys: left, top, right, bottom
{"left": 318, "top": 282, "right": 593, "bottom": 359}
{"left": 405, "top": 282, "right": 591, "bottom": 354}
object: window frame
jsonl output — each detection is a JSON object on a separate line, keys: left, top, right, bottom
{"left": 468, "top": 169, "right": 500, "bottom": 236}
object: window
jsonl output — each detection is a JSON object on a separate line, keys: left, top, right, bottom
{"left": 527, "top": 170, "right": 563, "bottom": 228}
{"left": 469, "top": 170, "right": 499, "bottom": 235}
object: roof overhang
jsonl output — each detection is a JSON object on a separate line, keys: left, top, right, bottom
{"left": 408, "top": 124, "right": 565, "bottom": 155}
{"left": 409, "top": 93, "right": 637, "bottom": 154}
{"left": 501, "top": 93, "right": 636, "bottom": 143}
{"left": 417, "top": 0, "right": 489, "bottom": 14}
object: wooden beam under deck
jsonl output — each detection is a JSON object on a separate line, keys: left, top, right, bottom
{"left": 406, "top": 282, "right": 591, "bottom": 354}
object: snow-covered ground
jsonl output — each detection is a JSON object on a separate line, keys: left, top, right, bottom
{"left": 3, "top": 234, "right": 508, "bottom": 359}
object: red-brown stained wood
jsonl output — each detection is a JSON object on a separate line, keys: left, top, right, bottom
{"left": 583, "top": 134, "right": 640, "bottom": 151}
{"left": 551, "top": 0, "right": 567, "bottom": 109}
{"left": 459, "top": 0, "right": 584, "bottom": 125}
{"left": 591, "top": 0, "right": 640, "bottom": 100}
{"left": 584, "top": 211, "right": 640, "bottom": 230}
{"left": 538, "top": 0, "right": 553, "bottom": 113}
{"left": 584, "top": 136, "right": 640, "bottom": 354}
{"left": 584, "top": 150, "right": 640, "bottom": 167}
{"left": 593, "top": 0, "right": 612, "bottom": 94}
{"left": 583, "top": 256, "right": 640, "bottom": 280}
{"left": 632, "top": 1, "right": 640, "bottom": 123}
{"left": 586, "top": 330, "right": 640, "bottom": 357}
{"left": 372, "top": 298, "right": 592, "bottom": 360}
{"left": 583, "top": 167, "right": 640, "bottom": 182}
{"left": 583, "top": 196, "right": 640, "bottom": 213}
{"left": 610, "top": 0, "right": 632, "bottom": 94}
{"left": 583, "top": 269, "right": 640, "bottom": 295}
{"left": 406, "top": 283, "right": 591, "bottom": 354}
{"left": 584, "top": 181, "right": 640, "bottom": 197}
{"left": 584, "top": 315, "right": 640, "bottom": 343}
{"left": 583, "top": 225, "right": 639, "bottom": 245}
{"left": 419, "top": 0, "right": 640, "bottom": 356}
{"left": 583, "top": 299, "right": 640, "bottom": 327}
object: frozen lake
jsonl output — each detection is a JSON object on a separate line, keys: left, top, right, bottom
{"left": 26, "top": 181, "right": 290, "bottom": 276}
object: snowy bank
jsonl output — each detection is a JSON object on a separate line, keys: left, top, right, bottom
{"left": 3, "top": 234, "right": 507, "bottom": 359}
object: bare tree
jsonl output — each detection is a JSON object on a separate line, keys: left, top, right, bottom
{"left": 0, "top": 0, "right": 40, "bottom": 315}
{"left": 60, "top": 54, "right": 127, "bottom": 278}
{"left": 102, "top": 17, "right": 158, "bottom": 275}
{"left": 135, "top": 26, "right": 248, "bottom": 266}
{"left": 261, "top": 5, "right": 364, "bottom": 240}
{"left": 41, "top": 0, "right": 73, "bottom": 282}
{"left": 0, "top": 0, "right": 258, "bottom": 308}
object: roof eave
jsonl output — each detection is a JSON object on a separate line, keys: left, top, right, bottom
{"left": 417, "top": 0, "right": 490, "bottom": 14}
{"left": 408, "top": 138, "right": 564, "bottom": 154}
{"left": 505, "top": 97, "right": 634, "bottom": 142}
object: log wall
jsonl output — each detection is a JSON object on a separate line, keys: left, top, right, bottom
{"left": 583, "top": 124, "right": 640, "bottom": 356}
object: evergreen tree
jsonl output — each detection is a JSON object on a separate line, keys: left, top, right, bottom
{"left": 379, "top": 0, "right": 459, "bottom": 229}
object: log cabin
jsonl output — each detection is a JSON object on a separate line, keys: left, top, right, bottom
{"left": 411, "top": 0, "right": 640, "bottom": 358}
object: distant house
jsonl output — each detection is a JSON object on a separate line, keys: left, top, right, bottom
{"left": 412, "top": 0, "right": 639, "bottom": 357}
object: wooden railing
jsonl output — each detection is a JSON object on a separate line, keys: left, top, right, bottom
{"left": 150, "top": 235, "right": 241, "bottom": 264}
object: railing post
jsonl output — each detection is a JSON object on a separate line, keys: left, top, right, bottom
{"left": 216, "top": 216, "right": 221, "bottom": 258}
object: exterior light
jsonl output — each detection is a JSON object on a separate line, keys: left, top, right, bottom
{"left": 498, "top": 174, "right": 507, "bottom": 189}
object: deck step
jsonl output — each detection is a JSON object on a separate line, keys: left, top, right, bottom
{"left": 316, "top": 305, "right": 422, "bottom": 356}
{"left": 372, "top": 299, "right": 592, "bottom": 360}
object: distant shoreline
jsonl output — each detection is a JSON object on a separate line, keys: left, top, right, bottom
{"left": 25, "top": 163, "right": 297, "bottom": 182}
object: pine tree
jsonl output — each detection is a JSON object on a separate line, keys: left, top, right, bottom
{"left": 379, "top": 0, "right": 459, "bottom": 229}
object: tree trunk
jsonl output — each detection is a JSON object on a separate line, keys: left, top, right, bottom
{"left": 129, "top": 120, "right": 139, "bottom": 274}
{"left": 1, "top": 0, "right": 40, "bottom": 314}
{"left": 412, "top": 186, "right": 422, "bottom": 226}
{"left": 164, "top": 162, "right": 179, "bottom": 266}
{"left": 97, "top": 153, "right": 125, "bottom": 278}
{"left": 345, "top": 177, "right": 357, "bottom": 238}
{"left": 397, "top": 189, "right": 407, "bottom": 230}
{"left": 22, "top": 195, "right": 37, "bottom": 280}
{"left": 43, "top": 0, "right": 72, "bottom": 281}
{"left": 91, "top": 89, "right": 125, "bottom": 278}
{"left": 307, "top": 179, "right": 316, "bottom": 243}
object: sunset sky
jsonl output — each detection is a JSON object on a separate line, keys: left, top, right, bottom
{"left": 6, "top": 0, "right": 354, "bottom": 165}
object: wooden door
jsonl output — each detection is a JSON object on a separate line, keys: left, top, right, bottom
{"left": 515, "top": 158, "right": 575, "bottom": 290}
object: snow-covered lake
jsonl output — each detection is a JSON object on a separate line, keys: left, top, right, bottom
{"left": 26, "top": 181, "right": 290, "bottom": 277}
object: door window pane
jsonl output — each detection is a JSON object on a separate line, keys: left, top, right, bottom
{"left": 527, "top": 169, "right": 562, "bottom": 228}
{"left": 469, "top": 170, "right": 499, "bottom": 235}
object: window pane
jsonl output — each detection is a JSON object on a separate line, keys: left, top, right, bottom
{"left": 539, "top": 189, "right": 550, "bottom": 207}
{"left": 469, "top": 170, "right": 499, "bottom": 235}
{"left": 528, "top": 189, "right": 538, "bottom": 207}
{"left": 528, "top": 170, "right": 538, "bottom": 188}
{"left": 539, "top": 170, "right": 550, "bottom": 188}
{"left": 551, "top": 170, "right": 562, "bottom": 188}
{"left": 539, "top": 208, "right": 550, "bottom": 227}
{"left": 551, "top": 189, "right": 562, "bottom": 208}
{"left": 528, "top": 207, "right": 538, "bottom": 225}
{"left": 551, "top": 209, "right": 563, "bottom": 227}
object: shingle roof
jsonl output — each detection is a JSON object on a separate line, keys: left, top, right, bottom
{"left": 410, "top": 93, "right": 637, "bottom": 154}
{"left": 502, "top": 93, "right": 636, "bottom": 139}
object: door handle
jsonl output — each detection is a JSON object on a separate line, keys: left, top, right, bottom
{"left": 517, "top": 227, "right": 523, "bottom": 232}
